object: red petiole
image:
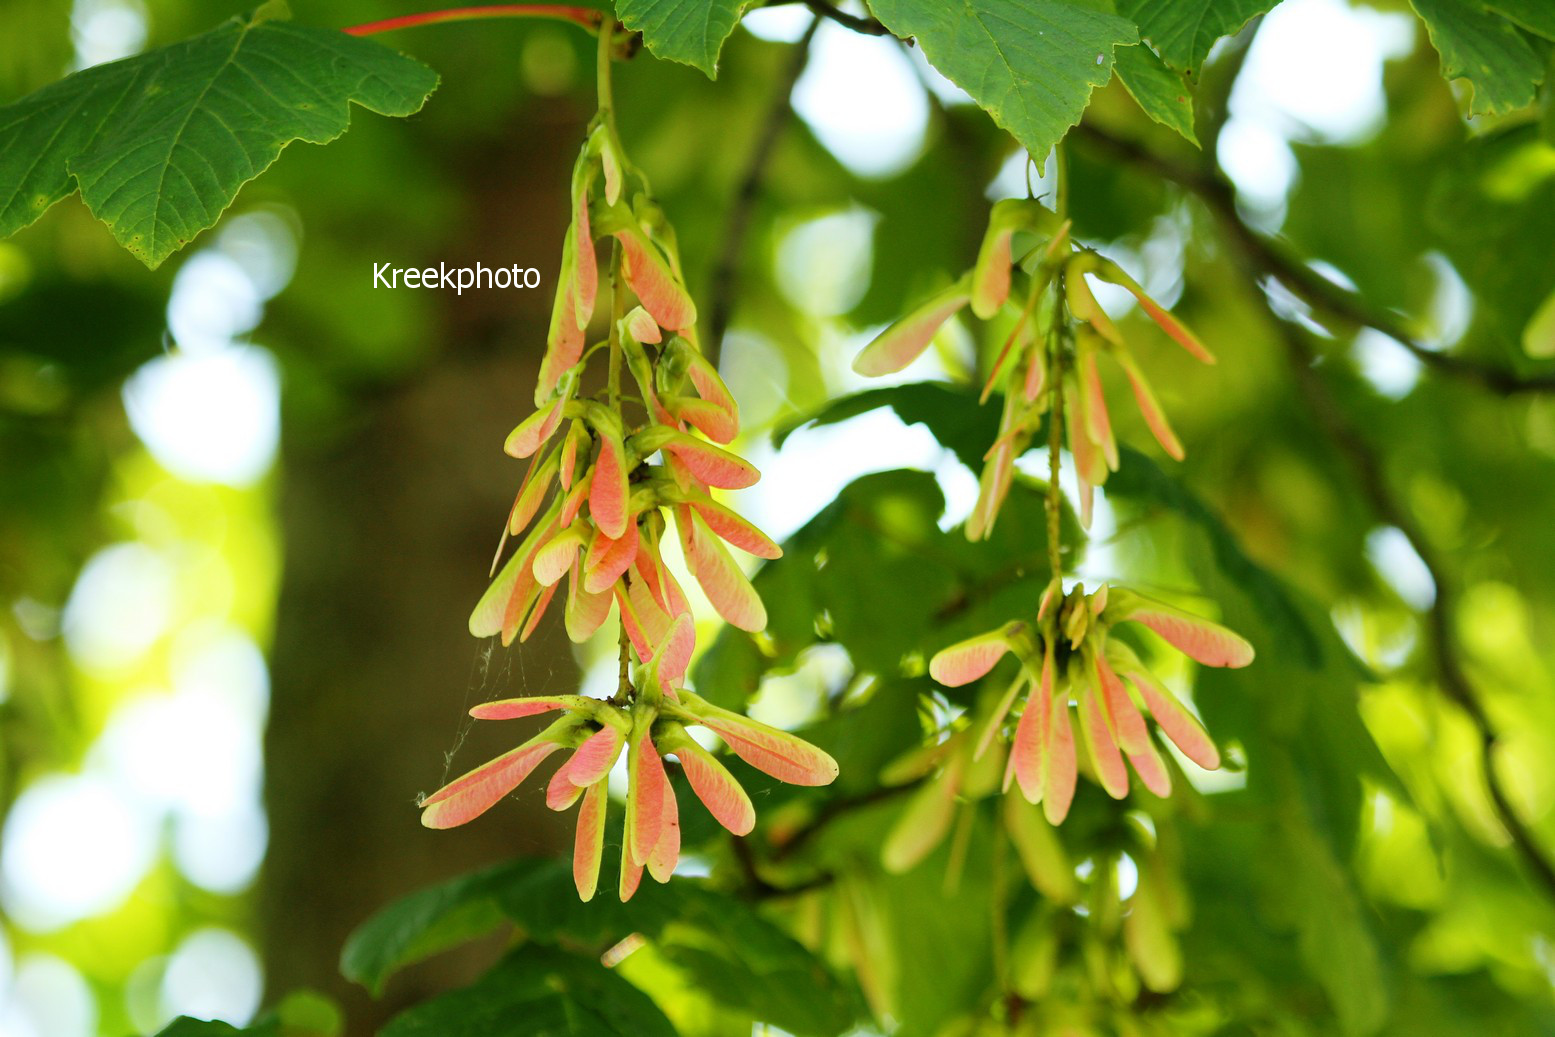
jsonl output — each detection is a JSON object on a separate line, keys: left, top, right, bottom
{"left": 343, "top": 4, "right": 606, "bottom": 36}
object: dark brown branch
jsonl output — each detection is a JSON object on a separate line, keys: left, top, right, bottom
{"left": 706, "top": 15, "right": 820, "bottom": 369}
{"left": 1073, "top": 122, "right": 1555, "bottom": 395}
{"left": 800, "top": 0, "right": 890, "bottom": 36}
{"left": 770, "top": 779, "right": 924, "bottom": 862}
{"left": 1075, "top": 115, "right": 1555, "bottom": 897}
{"left": 1273, "top": 319, "right": 1555, "bottom": 899}
{"left": 733, "top": 835, "right": 839, "bottom": 899}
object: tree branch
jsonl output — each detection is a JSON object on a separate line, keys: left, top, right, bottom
{"left": 769, "top": 779, "right": 923, "bottom": 862}
{"left": 1273, "top": 316, "right": 1555, "bottom": 900}
{"left": 734, "top": 835, "right": 837, "bottom": 899}
{"left": 800, "top": 0, "right": 891, "bottom": 36}
{"left": 1074, "top": 116, "right": 1555, "bottom": 897}
{"left": 706, "top": 15, "right": 820, "bottom": 368}
{"left": 1073, "top": 122, "right": 1555, "bottom": 395}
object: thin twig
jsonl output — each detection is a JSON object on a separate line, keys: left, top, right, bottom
{"left": 1074, "top": 105, "right": 1555, "bottom": 896}
{"left": 733, "top": 835, "right": 837, "bottom": 898}
{"left": 600, "top": 27, "right": 633, "bottom": 707}
{"left": 800, "top": 0, "right": 891, "bottom": 36}
{"left": 1073, "top": 123, "right": 1555, "bottom": 395}
{"left": 770, "top": 780, "right": 924, "bottom": 862}
{"left": 990, "top": 825, "right": 1009, "bottom": 992}
{"left": 610, "top": 232, "right": 633, "bottom": 707}
{"left": 1273, "top": 318, "right": 1555, "bottom": 900}
{"left": 1045, "top": 322, "right": 1065, "bottom": 582}
{"left": 706, "top": 15, "right": 821, "bottom": 369}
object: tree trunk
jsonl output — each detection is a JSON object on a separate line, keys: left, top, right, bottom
{"left": 261, "top": 105, "right": 588, "bottom": 1033}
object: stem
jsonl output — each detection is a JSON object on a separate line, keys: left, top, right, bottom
{"left": 607, "top": 240, "right": 623, "bottom": 408}
{"left": 1073, "top": 122, "right": 1555, "bottom": 396}
{"left": 593, "top": 15, "right": 632, "bottom": 194}
{"left": 343, "top": 4, "right": 604, "bottom": 36}
{"left": 600, "top": 16, "right": 624, "bottom": 413}
{"left": 797, "top": 0, "right": 891, "bottom": 36}
{"left": 1046, "top": 319, "right": 1065, "bottom": 583}
{"left": 596, "top": 18, "right": 617, "bottom": 121}
{"left": 991, "top": 824, "right": 1009, "bottom": 992}
{"left": 615, "top": 627, "right": 633, "bottom": 704}
{"left": 606, "top": 173, "right": 631, "bottom": 701}
{"left": 1275, "top": 317, "right": 1555, "bottom": 901}
{"left": 1043, "top": 143, "right": 1071, "bottom": 584}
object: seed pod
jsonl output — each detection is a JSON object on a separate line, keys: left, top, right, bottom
{"left": 853, "top": 278, "right": 972, "bottom": 376}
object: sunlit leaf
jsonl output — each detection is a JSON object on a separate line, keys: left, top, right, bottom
{"left": 867, "top": 0, "right": 1137, "bottom": 160}
{"left": 0, "top": 5, "right": 437, "bottom": 267}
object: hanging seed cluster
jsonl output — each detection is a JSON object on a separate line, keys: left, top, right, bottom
{"left": 852, "top": 198, "right": 1215, "bottom": 533}
{"left": 852, "top": 199, "right": 1254, "bottom": 819}
{"left": 422, "top": 102, "right": 837, "bottom": 900}
{"left": 423, "top": 616, "right": 836, "bottom": 901}
{"left": 474, "top": 122, "right": 778, "bottom": 665}
{"left": 930, "top": 582, "right": 1251, "bottom": 823}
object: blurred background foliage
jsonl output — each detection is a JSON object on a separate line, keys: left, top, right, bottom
{"left": 2, "top": 0, "right": 1555, "bottom": 1034}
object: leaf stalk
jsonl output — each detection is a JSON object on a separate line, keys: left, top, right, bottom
{"left": 343, "top": 4, "right": 605, "bottom": 37}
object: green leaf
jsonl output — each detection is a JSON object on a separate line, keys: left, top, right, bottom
{"left": 1113, "top": 43, "right": 1199, "bottom": 146}
{"left": 381, "top": 945, "right": 678, "bottom": 1037}
{"left": 865, "top": 0, "right": 1137, "bottom": 159}
{"left": 1525, "top": 285, "right": 1555, "bottom": 358}
{"left": 1114, "top": 0, "right": 1277, "bottom": 73}
{"left": 496, "top": 864, "right": 859, "bottom": 1036}
{"left": 1485, "top": 0, "right": 1555, "bottom": 40}
{"left": 648, "top": 895, "right": 863, "bottom": 1035}
{"left": 339, "top": 868, "right": 508, "bottom": 995}
{"left": 774, "top": 383, "right": 1314, "bottom": 662}
{"left": 0, "top": 6, "right": 438, "bottom": 268}
{"left": 344, "top": 858, "right": 857, "bottom": 1036}
{"left": 1277, "top": 818, "right": 1388, "bottom": 1035}
{"left": 805, "top": 805, "right": 1002, "bottom": 1036}
{"left": 148, "top": 995, "right": 340, "bottom": 1037}
{"left": 1106, "top": 445, "right": 1322, "bottom": 667}
{"left": 614, "top": 0, "right": 749, "bottom": 77}
{"left": 693, "top": 463, "right": 1073, "bottom": 718}
{"left": 150, "top": 1021, "right": 277, "bottom": 1037}
{"left": 774, "top": 382, "right": 1000, "bottom": 475}
{"left": 1409, "top": 0, "right": 1544, "bottom": 116}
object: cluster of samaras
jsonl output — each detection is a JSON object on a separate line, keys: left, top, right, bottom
{"left": 422, "top": 616, "right": 836, "bottom": 901}
{"left": 852, "top": 198, "right": 1253, "bottom": 818}
{"left": 853, "top": 197, "right": 1214, "bottom": 532}
{"left": 425, "top": 127, "right": 1256, "bottom": 899}
{"left": 472, "top": 123, "right": 778, "bottom": 666}
{"left": 929, "top": 582, "right": 1252, "bottom": 824}
{"left": 421, "top": 120, "right": 837, "bottom": 900}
